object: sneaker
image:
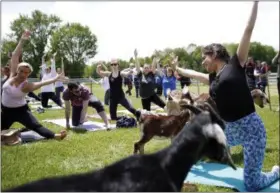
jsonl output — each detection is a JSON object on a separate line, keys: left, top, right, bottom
{"left": 272, "top": 165, "right": 279, "bottom": 175}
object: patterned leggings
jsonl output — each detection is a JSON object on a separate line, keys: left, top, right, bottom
{"left": 225, "top": 112, "right": 279, "bottom": 191}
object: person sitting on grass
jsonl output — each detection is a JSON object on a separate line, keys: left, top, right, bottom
{"left": 170, "top": 2, "right": 279, "bottom": 191}
{"left": 1, "top": 30, "right": 67, "bottom": 141}
{"left": 63, "top": 82, "right": 110, "bottom": 130}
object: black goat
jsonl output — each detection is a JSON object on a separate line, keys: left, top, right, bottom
{"left": 5, "top": 106, "right": 236, "bottom": 192}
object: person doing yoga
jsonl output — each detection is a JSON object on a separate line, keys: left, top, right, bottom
{"left": 40, "top": 53, "right": 62, "bottom": 108}
{"left": 55, "top": 57, "right": 65, "bottom": 106}
{"left": 170, "top": 2, "right": 279, "bottom": 191}
{"left": 1, "top": 30, "right": 67, "bottom": 141}
{"left": 63, "top": 82, "right": 110, "bottom": 129}
{"left": 134, "top": 49, "right": 166, "bottom": 111}
{"left": 96, "top": 61, "right": 141, "bottom": 121}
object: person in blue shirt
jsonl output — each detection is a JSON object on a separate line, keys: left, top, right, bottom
{"left": 155, "top": 73, "right": 163, "bottom": 96}
{"left": 158, "top": 66, "right": 177, "bottom": 98}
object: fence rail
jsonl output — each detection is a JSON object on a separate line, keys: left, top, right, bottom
{"left": 28, "top": 73, "right": 278, "bottom": 84}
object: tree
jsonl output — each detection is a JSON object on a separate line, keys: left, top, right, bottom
{"left": 51, "top": 23, "right": 98, "bottom": 78}
{"left": 3, "top": 10, "right": 61, "bottom": 77}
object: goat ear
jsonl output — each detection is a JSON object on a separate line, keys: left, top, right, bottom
{"left": 203, "top": 103, "right": 225, "bottom": 130}
{"left": 180, "top": 104, "right": 203, "bottom": 115}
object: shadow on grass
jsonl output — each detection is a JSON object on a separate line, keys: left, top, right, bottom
{"left": 69, "top": 129, "right": 88, "bottom": 134}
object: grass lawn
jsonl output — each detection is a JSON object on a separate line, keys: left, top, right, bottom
{"left": 1, "top": 83, "right": 279, "bottom": 192}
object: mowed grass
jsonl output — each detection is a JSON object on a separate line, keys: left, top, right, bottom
{"left": 1, "top": 83, "right": 279, "bottom": 192}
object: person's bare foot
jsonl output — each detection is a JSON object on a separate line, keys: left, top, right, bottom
{"left": 55, "top": 130, "right": 67, "bottom": 140}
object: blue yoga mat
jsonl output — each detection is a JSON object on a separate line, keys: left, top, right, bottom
{"left": 184, "top": 162, "right": 279, "bottom": 192}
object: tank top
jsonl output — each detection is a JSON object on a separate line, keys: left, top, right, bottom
{"left": 2, "top": 78, "right": 27, "bottom": 108}
{"left": 109, "top": 71, "right": 124, "bottom": 99}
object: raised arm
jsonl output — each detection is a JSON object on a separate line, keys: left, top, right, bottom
{"left": 170, "top": 55, "right": 209, "bottom": 85}
{"left": 10, "top": 30, "right": 31, "bottom": 77}
{"left": 50, "top": 52, "right": 57, "bottom": 77}
{"left": 156, "top": 60, "right": 165, "bottom": 77}
{"left": 151, "top": 57, "right": 157, "bottom": 74}
{"left": 22, "top": 73, "right": 66, "bottom": 93}
{"left": 236, "top": 1, "right": 258, "bottom": 67}
{"left": 272, "top": 51, "right": 280, "bottom": 64}
{"left": 134, "top": 49, "right": 141, "bottom": 74}
{"left": 41, "top": 53, "right": 47, "bottom": 75}
{"left": 96, "top": 64, "right": 111, "bottom": 77}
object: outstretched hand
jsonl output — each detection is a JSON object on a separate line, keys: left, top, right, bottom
{"left": 21, "top": 30, "right": 31, "bottom": 41}
{"left": 134, "top": 49, "right": 138, "bottom": 58}
{"left": 170, "top": 55, "right": 178, "bottom": 71}
{"left": 56, "top": 72, "right": 69, "bottom": 82}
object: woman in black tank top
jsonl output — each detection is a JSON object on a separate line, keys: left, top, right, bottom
{"left": 97, "top": 60, "right": 140, "bottom": 121}
{"left": 170, "top": 2, "right": 279, "bottom": 191}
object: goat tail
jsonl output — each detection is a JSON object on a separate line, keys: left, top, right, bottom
{"left": 180, "top": 104, "right": 203, "bottom": 115}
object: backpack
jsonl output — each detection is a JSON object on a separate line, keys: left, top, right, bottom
{"left": 116, "top": 116, "right": 137, "bottom": 128}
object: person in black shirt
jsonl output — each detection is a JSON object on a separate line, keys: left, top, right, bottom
{"left": 170, "top": 2, "right": 279, "bottom": 191}
{"left": 245, "top": 57, "right": 256, "bottom": 91}
{"left": 134, "top": 49, "right": 165, "bottom": 111}
{"left": 96, "top": 60, "right": 140, "bottom": 121}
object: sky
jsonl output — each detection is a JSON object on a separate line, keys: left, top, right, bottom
{"left": 1, "top": 1, "right": 279, "bottom": 63}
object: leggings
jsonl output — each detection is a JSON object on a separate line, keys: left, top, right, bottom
{"left": 27, "top": 92, "right": 41, "bottom": 101}
{"left": 104, "top": 89, "right": 110, "bottom": 105}
{"left": 1, "top": 104, "right": 55, "bottom": 139}
{"left": 141, "top": 94, "right": 166, "bottom": 111}
{"left": 41, "top": 92, "right": 62, "bottom": 108}
{"left": 109, "top": 97, "right": 137, "bottom": 120}
{"left": 55, "top": 86, "right": 64, "bottom": 105}
{"left": 225, "top": 112, "right": 279, "bottom": 191}
{"left": 72, "top": 100, "right": 105, "bottom": 126}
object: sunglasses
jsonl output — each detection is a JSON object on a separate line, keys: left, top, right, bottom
{"left": 111, "top": 63, "right": 118, "bottom": 66}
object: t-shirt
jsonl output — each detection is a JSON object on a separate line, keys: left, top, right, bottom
{"left": 99, "top": 77, "right": 110, "bottom": 91}
{"left": 137, "top": 71, "right": 156, "bottom": 99}
{"left": 162, "top": 75, "right": 177, "bottom": 97}
{"left": 62, "top": 86, "right": 90, "bottom": 107}
{"left": 209, "top": 54, "right": 255, "bottom": 122}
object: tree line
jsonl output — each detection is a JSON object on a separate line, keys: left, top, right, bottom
{"left": 1, "top": 10, "right": 278, "bottom": 79}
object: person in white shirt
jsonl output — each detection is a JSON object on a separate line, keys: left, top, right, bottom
{"left": 40, "top": 53, "right": 62, "bottom": 108}
{"left": 1, "top": 30, "right": 67, "bottom": 141}
{"left": 90, "top": 63, "right": 110, "bottom": 105}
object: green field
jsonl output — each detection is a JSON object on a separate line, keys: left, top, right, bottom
{"left": 1, "top": 84, "right": 279, "bottom": 191}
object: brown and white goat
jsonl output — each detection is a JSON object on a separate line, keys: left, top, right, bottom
{"left": 134, "top": 108, "right": 192, "bottom": 154}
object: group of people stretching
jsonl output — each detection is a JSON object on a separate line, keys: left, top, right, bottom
{"left": 1, "top": 2, "right": 279, "bottom": 192}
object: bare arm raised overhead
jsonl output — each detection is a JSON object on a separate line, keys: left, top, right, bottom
{"left": 50, "top": 52, "right": 57, "bottom": 77}
{"left": 236, "top": 1, "right": 258, "bottom": 67}
{"left": 170, "top": 55, "right": 209, "bottom": 85}
{"left": 10, "top": 30, "right": 31, "bottom": 77}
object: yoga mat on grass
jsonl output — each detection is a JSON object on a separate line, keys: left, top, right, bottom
{"left": 88, "top": 114, "right": 111, "bottom": 120}
{"left": 30, "top": 104, "right": 63, "bottom": 110}
{"left": 184, "top": 162, "right": 279, "bottom": 192}
{"left": 43, "top": 119, "right": 116, "bottom": 131}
